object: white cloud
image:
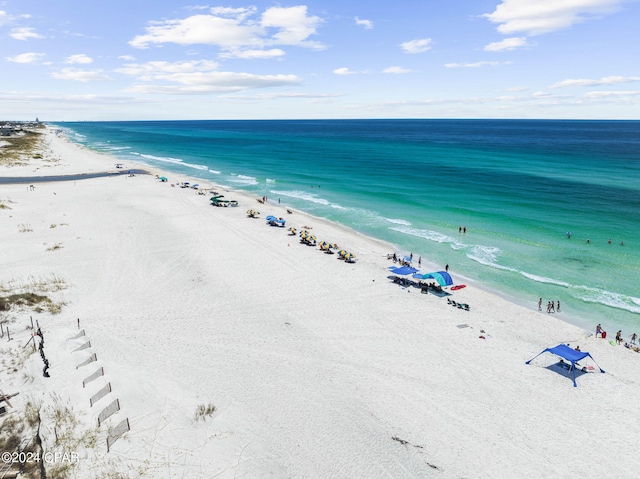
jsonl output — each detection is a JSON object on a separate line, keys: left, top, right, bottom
{"left": 219, "top": 48, "right": 286, "bottom": 60}
{"left": 484, "top": 37, "right": 527, "bottom": 51}
{"left": 119, "top": 55, "right": 136, "bottom": 61}
{"left": 444, "top": 61, "right": 510, "bottom": 68}
{"left": 10, "top": 27, "right": 44, "bottom": 41}
{"left": 550, "top": 75, "right": 640, "bottom": 88}
{"left": 129, "top": 5, "right": 324, "bottom": 56}
{"left": 51, "top": 68, "right": 113, "bottom": 82}
{"left": 355, "top": 17, "right": 373, "bottom": 29}
{"left": 583, "top": 90, "right": 640, "bottom": 99}
{"left": 6, "top": 52, "right": 45, "bottom": 63}
{"left": 332, "top": 67, "right": 358, "bottom": 75}
{"left": 383, "top": 66, "right": 411, "bottom": 74}
{"left": 116, "top": 60, "right": 220, "bottom": 79}
{"left": 222, "top": 92, "right": 343, "bottom": 101}
{"left": 483, "top": 0, "right": 624, "bottom": 36}
{"left": 65, "top": 54, "right": 93, "bottom": 64}
{"left": 126, "top": 71, "right": 302, "bottom": 95}
{"left": 117, "top": 59, "right": 301, "bottom": 94}
{"left": 261, "top": 5, "right": 323, "bottom": 47}
{"left": 0, "top": 10, "right": 9, "bottom": 26}
{"left": 400, "top": 38, "right": 432, "bottom": 54}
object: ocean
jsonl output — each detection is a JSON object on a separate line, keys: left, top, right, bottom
{"left": 54, "top": 119, "right": 640, "bottom": 335}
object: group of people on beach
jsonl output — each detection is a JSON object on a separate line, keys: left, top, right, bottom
{"left": 538, "top": 298, "right": 560, "bottom": 313}
{"left": 389, "top": 252, "right": 422, "bottom": 267}
{"left": 595, "top": 324, "right": 639, "bottom": 351}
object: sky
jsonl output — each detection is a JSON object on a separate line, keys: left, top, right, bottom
{"left": 1, "top": 0, "right": 639, "bottom": 121}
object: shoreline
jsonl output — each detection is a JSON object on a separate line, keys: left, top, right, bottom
{"left": 54, "top": 123, "right": 631, "bottom": 336}
{"left": 2, "top": 126, "right": 640, "bottom": 478}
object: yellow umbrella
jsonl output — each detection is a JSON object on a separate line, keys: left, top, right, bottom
{"left": 338, "top": 249, "right": 348, "bottom": 257}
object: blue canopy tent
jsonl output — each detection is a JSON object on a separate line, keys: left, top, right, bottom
{"left": 388, "top": 265, "right": 419, "bottom": 287}
{"left": 526, "top": 344, "right": 605, "bottom": 387}
{"left": 413, "top": 271, "right": 453, "bottom": 287}
{"left": 389, "top": 266, "right": 419, "bottom": 276}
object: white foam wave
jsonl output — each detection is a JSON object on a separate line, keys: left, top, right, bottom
{"left": 520, "top": 272, "right": 570, "bottom": 288}
{"left": 208, "top": 169, "right": 221, "bottom": 175}
{"left": 266, "top": 178, "right": 276, "bottom": 183}
{"left": 102, "top": 146, "right": 131, "bottom": 151}
{"left": 466, "top": 245, "right": 518, "bottom": 272}
{"left": 389, "top": 225, "right": 454, "bottom": 244}
{"left": 269, "top": 189, "right": 330, "bottom": 205}
{"left": 384, "top": 218, "right": 412, "bottom": 226}
{"left": 138, "top": 153, "right": 208, "bottom": 171}
{"left": 574, "top": 287, "right": 640, "bottom": 314}
{"left": 229, "top": 174, "right": 258, "bottom": 186}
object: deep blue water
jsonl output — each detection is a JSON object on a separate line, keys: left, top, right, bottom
{"left": 54, "top": 119, "right": 640, "bottom": 335}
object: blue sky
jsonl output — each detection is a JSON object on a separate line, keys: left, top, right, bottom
{"left": 1, "top": 0, "right": 639, "bottom": 120}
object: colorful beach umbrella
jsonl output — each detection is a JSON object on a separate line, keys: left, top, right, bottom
{"left": 338, "top": 249, "right": 349, "bottom": 257}
{"left": 344, "top": 252, "right": 356, "bottom": 262}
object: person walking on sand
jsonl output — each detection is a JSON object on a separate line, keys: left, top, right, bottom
{"left": 549, "top": 301, "right": 555, "bottom": 313}
{"left": 418, "top": 257, "right": 422, "bottom": 266}
{"left": 556, "top": 300, "right": 561, "bottom": 312}
{"left": 445, "top": 264, "right": 449, "bottom": 272}
{"left": 596, "top": 324, "right": 603, "bottom": 337}
{"left": 538, "top": 298, "right": 542, "bottom": 311}
{"left": 631, "top": 333, "right": 637, "bottom": 345}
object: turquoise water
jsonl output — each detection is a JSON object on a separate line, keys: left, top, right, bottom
{"left": 54, "top": 120, "right": 640, "bottom": 334}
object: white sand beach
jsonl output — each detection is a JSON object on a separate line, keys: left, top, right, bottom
{"left": 2, "top": 127, "right": 640, "bottom": 479}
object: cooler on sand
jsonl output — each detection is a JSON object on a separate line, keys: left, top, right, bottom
{"left": 602, "top": 331, "right": 607, "bottom": 339}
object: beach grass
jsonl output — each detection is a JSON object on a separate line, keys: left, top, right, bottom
{"left": 0, "top": 126, "right": 46, "bottom": 167}
{"left": 193, "top": 403, "right": 216, "bottom": 422}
